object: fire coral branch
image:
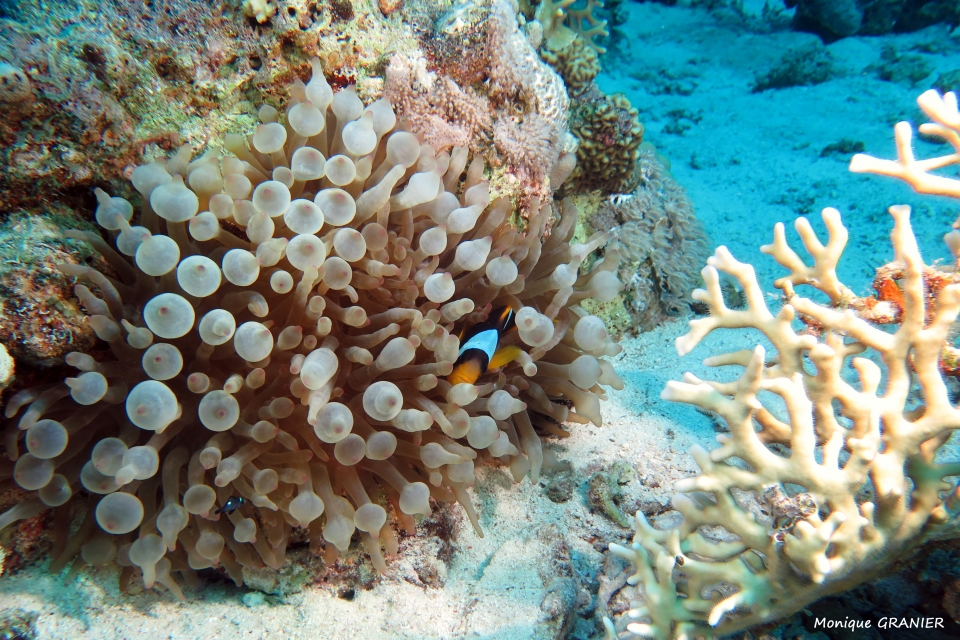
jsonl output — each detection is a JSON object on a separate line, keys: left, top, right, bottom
{"left": 605, "top": 91, "right": 960, "bottom": 640}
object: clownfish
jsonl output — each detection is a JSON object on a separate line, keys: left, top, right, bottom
{"left": 447, "top": 306, "right": 523, "bottom": 386}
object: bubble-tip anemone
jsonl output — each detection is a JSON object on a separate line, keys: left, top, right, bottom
{"left": 1, "top": 58, "right": 624, "bottom": 597}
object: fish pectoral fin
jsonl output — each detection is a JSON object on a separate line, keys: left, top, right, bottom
{"left": 448, "top": 358, "right": 484, "bottom": 386}
{"left": 488, "top": 345, "right": 522, "bottom": 370}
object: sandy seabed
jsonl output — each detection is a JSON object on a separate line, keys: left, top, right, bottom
{"left": 3, "top": 1, "right": 960, "bottom": 638}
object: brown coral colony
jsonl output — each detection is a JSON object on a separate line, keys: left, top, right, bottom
{"left": 0, "top": 59, "right": 624, "bottom": 596}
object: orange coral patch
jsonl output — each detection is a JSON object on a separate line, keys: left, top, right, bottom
{"left": 875, "top": 277, "right": 904, "bottom": 311}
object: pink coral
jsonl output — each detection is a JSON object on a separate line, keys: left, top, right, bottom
{"left": 493, "top": 114, "right": 561, "bottom": 183}
{"left": 384, "top": 55, "right": 491, "bottom": 153}
{"left": 487, "top": 0, "right": 569, "bottom": 130}
{"left": 385, "top": 0, "right": 575, "bottom": 211}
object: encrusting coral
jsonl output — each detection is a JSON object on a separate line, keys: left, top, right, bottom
{"left": 385, "top": 0, "right": 578, "bottom": 209}
{"left": 539, "top": 36, "right": 601, "bottom": 93}
{"left": 589, "top": 148, "right": 709, "bottom": 331}
{"left": 604, "top": 90, "right": 960, "bottom": 639}
{"left": 563, "top": 88, "right": 644, "bottom": 195}
{"left": 0, "top": 58, "right": 625, "bottom": 597}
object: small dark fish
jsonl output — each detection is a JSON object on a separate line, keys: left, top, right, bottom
{"left": 215, "top": 496, "right": 246, "bottom": 515}
{"left": 448, "top": 306, "right": 521, "bottom": 385}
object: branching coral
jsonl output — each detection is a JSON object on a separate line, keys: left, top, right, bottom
{"left": 845, "top": 90, "right": 960, "bottom": 376}
{"left": 850, "top": 89, "right": 960, "bottom": 200}
{"left": 0, "top": 59, "right": 625, "bottom": 597}
{"left": 564, "top": 0, "right": 610, "bottom": 54}
{"left": 604, "top": 91, "right": 960, "bottom": 639}
{"left": 609, "top": 208, "right": 960, "bottom": 639}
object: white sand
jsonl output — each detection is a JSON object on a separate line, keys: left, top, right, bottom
{"left": 3, "top": 2, "right": 960, "bottom": 638}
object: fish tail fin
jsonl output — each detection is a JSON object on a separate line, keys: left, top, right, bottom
{"left": 488, "top": 345, "right": 522, "bottom": 370}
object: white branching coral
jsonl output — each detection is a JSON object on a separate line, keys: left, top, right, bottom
{"left": 0, "top": 59, "right": 624, "bottom": 596}
{"left": 850, "top": 89, "right": 960, "bottom": 200}
{"left": 605, "top": 91, "right": 960, "bottom": 639}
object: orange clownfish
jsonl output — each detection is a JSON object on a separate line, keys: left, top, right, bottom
{"left": 447, "top": 307, "right": 523, "bottom": 386}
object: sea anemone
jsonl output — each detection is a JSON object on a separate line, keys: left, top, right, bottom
{"left": 0, "top": 58, "right": 624, "bottom": 595}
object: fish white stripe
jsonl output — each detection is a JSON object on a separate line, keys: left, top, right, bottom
{"left": 458, "top": 329, "right": 499, "bottom": 360}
